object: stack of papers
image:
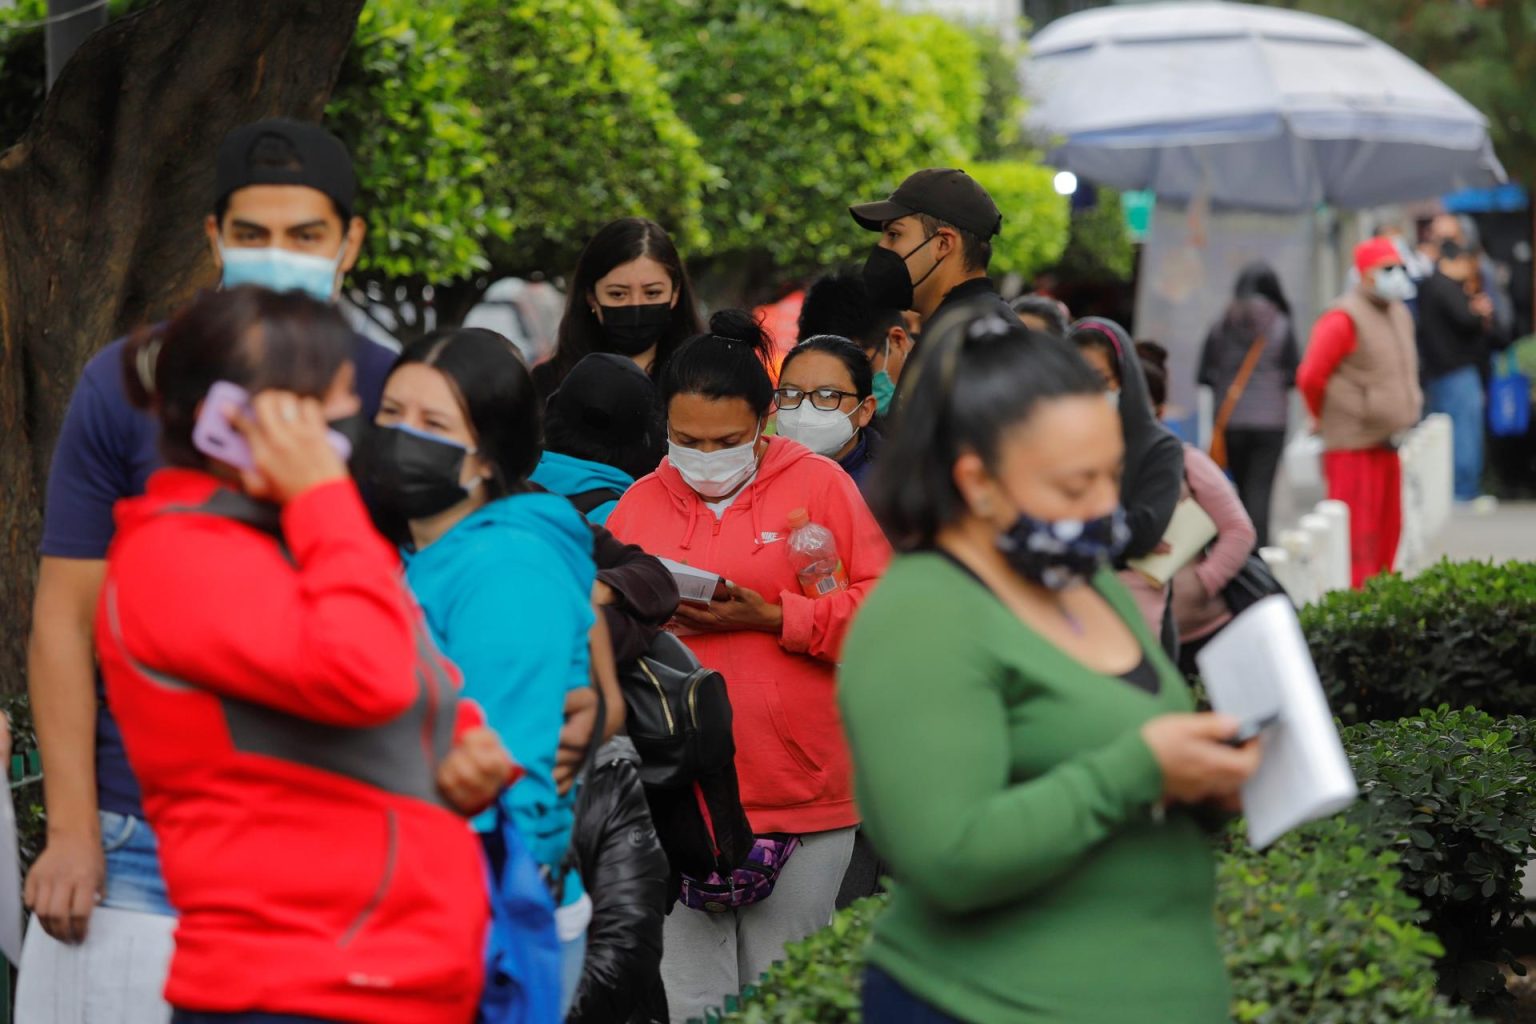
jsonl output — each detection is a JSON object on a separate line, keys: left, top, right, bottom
{"left": 1197, "top": 595, "right": 1358, "bottom": 849}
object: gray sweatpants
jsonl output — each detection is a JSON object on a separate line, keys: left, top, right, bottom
{"left": 662, "top": 826, "right": 857, "bottom": 1023}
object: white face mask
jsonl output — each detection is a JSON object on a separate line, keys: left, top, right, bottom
{"left": 776, "top": 403, "right": 856, "bottom": 458}
{"left": 1369, "top": 265, "right": 1417, "bottom": 304}
{"left": 668, "top": 429, "right": 760, "bottom": 499}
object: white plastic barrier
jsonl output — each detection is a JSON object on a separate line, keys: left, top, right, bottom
{"left": 1261, "top": 414, "right": 1453, "bottom": 602}
{"left": 1396, "top": 413, "right": 1454, "bottom": 574}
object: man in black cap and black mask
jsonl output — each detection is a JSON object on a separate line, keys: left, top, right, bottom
{"left": 850, "top": 168, "right": 1024, "bottom": 334}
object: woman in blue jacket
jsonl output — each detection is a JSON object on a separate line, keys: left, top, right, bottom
{"left": 357, "top": 327, "right": 597, "bottom": 1009}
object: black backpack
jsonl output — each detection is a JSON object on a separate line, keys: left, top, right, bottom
{"left": 620, "top": 632, "right": 753, "bottom": 879}
{"left": 622, "top": 632, "right": 732, "bottom": 787}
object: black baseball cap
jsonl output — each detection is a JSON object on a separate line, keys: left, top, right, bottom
{"left": 215, "top": 118, "right": 357, "bottom": 216}
{"left": 548, "top": 353, "right": 658, "bottom": 447}
{"left": 850, "top": 168, "right": 1002, "bottom": 239}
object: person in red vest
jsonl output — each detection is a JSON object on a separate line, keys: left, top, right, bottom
{"left": 1296, "top": 238, "right": 1423, "bottom": 587}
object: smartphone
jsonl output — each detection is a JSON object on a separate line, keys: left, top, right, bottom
{"left": 1224, "top": 712, "right": 1280, "bottom": 748}
{"left": 192, "top": 381, "right": 353, "bottom": 470}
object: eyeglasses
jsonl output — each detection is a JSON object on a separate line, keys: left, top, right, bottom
{"left": 774, "top": 386, "right": 858, "bottom": 412}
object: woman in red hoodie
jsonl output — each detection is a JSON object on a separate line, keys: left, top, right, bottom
{"left": 606, "top": 309, "right": 891, "bottom": 1022}
{"left": 97, "top": 288, "right": 514, "bottom": 1024}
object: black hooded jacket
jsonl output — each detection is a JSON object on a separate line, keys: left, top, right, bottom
{"left": 1072, "top": 317, "right": 1185, "bottom": 562}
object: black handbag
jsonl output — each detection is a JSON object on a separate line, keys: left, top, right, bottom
{"left": 1221, "top": 553, "right": 1291, "bottom": 617}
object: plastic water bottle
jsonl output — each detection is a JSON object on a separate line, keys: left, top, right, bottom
{"left": 787, "top": 508, "right": 848, "bottom": 599}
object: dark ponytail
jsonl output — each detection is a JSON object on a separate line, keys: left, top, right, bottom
{"left": 660, "top": 308, "right": 776, "bottom": 416}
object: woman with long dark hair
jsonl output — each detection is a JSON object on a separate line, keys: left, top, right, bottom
{"left": 533, "top": 217, "right": 704, "bottom": 399}
{"left": 357, "top": 327, "right": 600, "bottom": 1010}
{"left": 841, "top": 311, "right": 1259, "bottom": 1024}
{"left": 1197, "top": 262, "right": 1299, "bottom": 546}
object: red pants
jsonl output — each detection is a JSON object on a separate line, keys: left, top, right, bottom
{"left": 1324, "top": 447, "right": 1402, "bottom": 588}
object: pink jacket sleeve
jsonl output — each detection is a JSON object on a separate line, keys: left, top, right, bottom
{"left": 1183, "top": 447, "right": 1257, "bottom": 597}
{"left": 778, "top": 470, "right": 892, "bottom": 662}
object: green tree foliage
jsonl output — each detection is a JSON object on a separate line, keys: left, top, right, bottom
{"left": 456, "top": 0, "right": 716, "bottom": 279}
{"left": 968, "top": 161, "right": 1070, "bottom": 279}
{"left": 971, "top": 25, "right": 1025, "bottom": 161}
{"left": 622, "top": 0, "right": 971, "bottom": 274}
{"left": 326, "top": 0, "right": 510, "bottom": 290}
{"left": 900, "top": 14, "right": 985, "bottom": 157}
{"left": 1264, "top": 0, "right": 1536, "bottom": 185}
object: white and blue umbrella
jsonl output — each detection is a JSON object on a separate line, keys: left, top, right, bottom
{"left": 1024, "top": 1, "right": 1505, "bottom": 211}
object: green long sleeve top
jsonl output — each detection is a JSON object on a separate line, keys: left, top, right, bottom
{"left": 838, "top": 553, "right": 1230, "bottom": 1024}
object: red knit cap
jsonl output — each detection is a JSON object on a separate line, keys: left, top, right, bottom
{"left": 1354, "top": 237, "right": 1401, "bottom": 276}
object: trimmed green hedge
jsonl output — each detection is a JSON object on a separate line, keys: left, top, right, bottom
{"left": 700, "top": 815, "right": 1474, "bottom": 1024}
{"left": 1342, "top": 707, "right": 1536, "bottom": 1006}
{"left": 1303, "top": 560, "right": 1536, "bottom": 725}
{"left": 1220, "top": 818, "right": 1478, "bottom": 1024}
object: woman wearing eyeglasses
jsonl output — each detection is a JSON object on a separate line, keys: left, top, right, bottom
{"left": 774, "top": 335, "right": 881, "bottom": 492}
{"left": 605, "top": 310, "right": 892, "bottom": 1023}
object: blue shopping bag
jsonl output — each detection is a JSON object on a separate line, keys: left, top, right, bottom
{"left": 1489, "top": 350, "right": 1531, "bottom": 438}
{"left": 478, "top": 804, "right": 562, "bottom": 1024}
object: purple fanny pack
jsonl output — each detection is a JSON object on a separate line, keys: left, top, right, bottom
{"left": 679, "top": 834, "right": 800, "bottom": 913}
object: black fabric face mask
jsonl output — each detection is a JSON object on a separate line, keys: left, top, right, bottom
{"left": 598, "top": 301, "right": 673, "bottom": 357}
{"left": 861, "top": 234, "right": 941, "bottom": 312}
{"left": 326, "top": 413, "right": 368, "bottom": 459}
{"left": 355, "top": 424, "right": 476, "bottom": 521}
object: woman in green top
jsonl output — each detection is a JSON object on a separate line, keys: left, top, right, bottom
{"left": 839, "top": 312, "right": 1262, "bottom": 1024}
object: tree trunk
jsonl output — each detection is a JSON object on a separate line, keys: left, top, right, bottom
{"left": 0, "top": 0, "right": 366, "bottom": 691}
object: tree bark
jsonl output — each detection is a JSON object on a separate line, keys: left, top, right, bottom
{"left": 0, "top": 0, "right": 366, "bottom": 691}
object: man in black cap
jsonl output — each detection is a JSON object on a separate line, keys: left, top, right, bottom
{"left": 850, "top": 168, "right": 1024, "bottom": 332}
{"left": 16, "top": 117, "right": 397, "bottom": 1021}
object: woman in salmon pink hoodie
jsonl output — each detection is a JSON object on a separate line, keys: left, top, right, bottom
{"left": 605, "top": 309, "right": 891, "bottom": 1023}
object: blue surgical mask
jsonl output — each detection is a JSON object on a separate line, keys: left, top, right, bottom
{"left": 219, "top": 242, "right": 346, "bottom": 303}
{"left": 995, "top": 507, "right": 1130, "bottom": 591}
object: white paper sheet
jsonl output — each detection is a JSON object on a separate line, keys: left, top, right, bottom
{"left": 1197, "top": 594, "right": 1358, "bottom": 849}
{"left": 0, "top": 783, "right": 23, "bottom": 965}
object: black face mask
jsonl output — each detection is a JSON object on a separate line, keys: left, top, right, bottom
{"left": 861, "top": 234, "right": 942, "bottom": 312}
{"left": 598, "top": 301, "right": 673, "bottom": 357}
{"left": 327, "top": 413, "right": 368, "bottom": 461}
{"left": 355, "top": 424, "right": 477, "bottom": 521}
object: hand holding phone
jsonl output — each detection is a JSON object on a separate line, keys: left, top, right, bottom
{"left": 195, "top": 383, "right": 352, "bottom": 502}
{"left": 194, "top": 381, "right": 353, "bottom": 471}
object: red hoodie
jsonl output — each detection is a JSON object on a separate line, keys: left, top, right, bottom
{"left": 96, "top": 471, "right": 488, "bottom": 1024}
{"left": 606, "top": 437, "right": 891, "bottom": 834}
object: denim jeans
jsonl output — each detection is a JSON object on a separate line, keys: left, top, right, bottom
{"left": 1425, "top": 365, "right": 1486, "bottom": 501}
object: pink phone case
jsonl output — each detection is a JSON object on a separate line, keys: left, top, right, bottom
{"left": 193, "top": 381, "right": 257, "bottom": 470}
{"left": 192, "top": 381, "right": 353, "bottom": 470}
